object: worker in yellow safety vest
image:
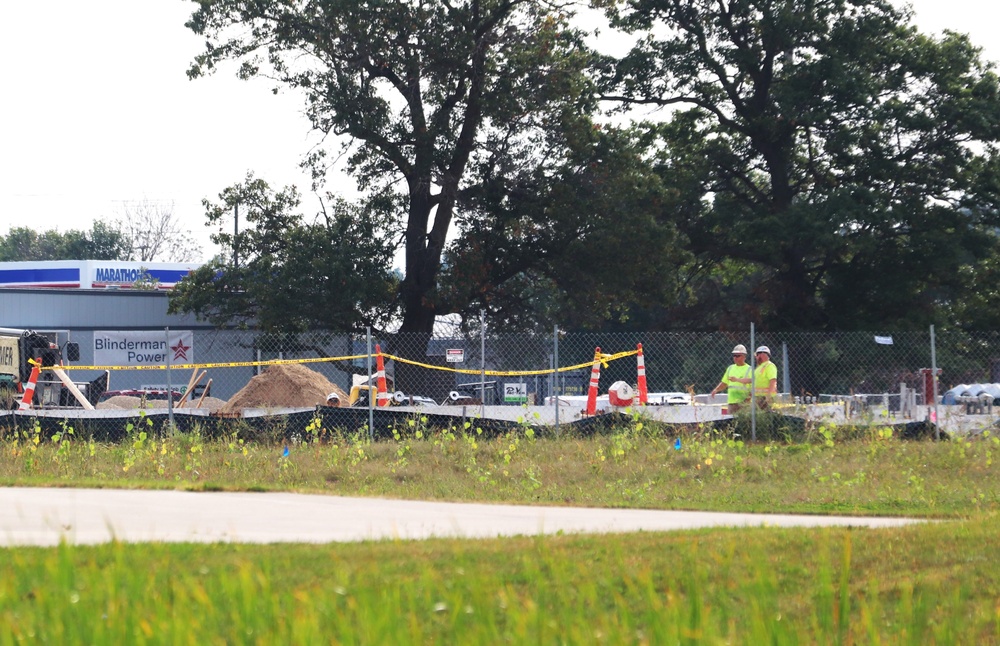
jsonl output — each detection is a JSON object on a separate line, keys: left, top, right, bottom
{"left": 710, "top": 344, "right": 753, "bottom": 412}
{"left": 753, "top": 345, "right": 778, "bottom": 409}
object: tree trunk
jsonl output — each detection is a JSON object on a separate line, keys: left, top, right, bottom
{"left": 393, "top": 188, "right": 448, "bottom": 399}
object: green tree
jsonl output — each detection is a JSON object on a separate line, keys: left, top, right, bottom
{"left": 168, "top": 174, "right": 399, "bottom": 333}
{"left": 439, "top": 122, "right": 690, "bottom": 331}
{"left": 0, "top": 222, "right": 128, "bottom": 261}
{"left": 184, "top": 0, "right": 599, "bottom": 335}
{"left": 601, "top": 0, "right": 1000, "bottom": 331}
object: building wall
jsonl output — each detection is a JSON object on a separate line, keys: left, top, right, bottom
{"left": 0, "top": 289, "right": 355, "bottom": 400}
{"left": 1, "top": 287, "right": 204, "bottom": 330}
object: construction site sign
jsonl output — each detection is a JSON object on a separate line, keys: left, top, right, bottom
{"left": 446, "top": 349, "right": 464, "bottom": 363}
{"left": 504, "top": 382, "right": 528, "bottom": 403}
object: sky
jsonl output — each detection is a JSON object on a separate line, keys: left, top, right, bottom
{"left": 2, "top": 1, "right": 999, "bottom": 263}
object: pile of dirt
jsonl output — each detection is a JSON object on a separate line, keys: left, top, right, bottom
{"left": 182, "top": 396, "right": 228, "bottom": 411}
{"left": 96, "top": 395, "right": 152, "bottom": 410}
{"left": 220, "top": 363, "right": 348, "bottom": 413}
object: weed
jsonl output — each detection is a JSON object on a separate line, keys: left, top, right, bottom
{"left": 2, "top": 418, "right": 999, "bottom": 516}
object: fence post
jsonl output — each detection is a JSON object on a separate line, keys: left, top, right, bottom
{"left": 930, "top": 325, "right": 939, "bottom": 440}
{"left": 782, "top": 342, "right": 790, "bottom": 398}
{"left": 165, "top": 327, "right": 174, "bottom": 432}
{"left": 367, "top": 327, "right": 373, "bottom": 441}
{"left": 480, "top": 309, "right": 486, "bottom": 416}
{"left": 750, "top": 323, "right": 756, "bottom": 442}
{"left": 554, "top": 325, "right": 560, "bottom": 436}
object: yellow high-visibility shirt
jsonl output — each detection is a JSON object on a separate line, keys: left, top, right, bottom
{"left": 722, "top": 364, "right": 752, "bottom": 403}
{"left": 754, "top": 361, "right": 777, "bottom": 396}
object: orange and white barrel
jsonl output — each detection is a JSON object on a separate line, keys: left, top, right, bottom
{"left": 608, "top": 381, "right": 635, "bottom": 407}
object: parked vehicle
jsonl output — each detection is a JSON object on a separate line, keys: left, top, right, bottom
{"left": 0, "top": 328, "right": 108, "bottom": 409}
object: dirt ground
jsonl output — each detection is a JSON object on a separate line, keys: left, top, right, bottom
{"left": 92, "top": 364, "right": 348, "bottom": 413}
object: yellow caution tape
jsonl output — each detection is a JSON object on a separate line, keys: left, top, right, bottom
{"left": 42, "top": 354, "right": 372, "bottom": 372}
{"left": 44, "top": 350, "right": 640, "bottom": 378}
{"left": 382, "top": 350, "right": 638, "bottom": 376}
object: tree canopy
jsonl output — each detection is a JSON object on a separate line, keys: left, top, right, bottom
{"left": 113, "top": 201, "right": 202, "bottom": 262}
{"left": 168, "top": 174, "right": 399, "bottom": 332}
{"left": 0, "top": 222, "right": 127, "bottom": 261}
{"left": 1, "top": 203, "right": 200, "bottom": 264}
{"left": 601, "top": 0, "right": 1000, "bottom": 331}
{"left": 439, "top": 121, "right": 690, "bottom": 331}
{"left": 175, "top": 0, "right": 1000, "bottom": 335}
{"left": 184, "top": 0, "right": 615, "bottom": 335}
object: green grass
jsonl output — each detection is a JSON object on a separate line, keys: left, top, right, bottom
{"left": 2, "top": 516, "right": 998, "bottom": 644}
{"left": 2, "top": 416, "right": 998, "bottom": 516}
{"left": 2, "top": 416, "right": 999, "bottom": 643}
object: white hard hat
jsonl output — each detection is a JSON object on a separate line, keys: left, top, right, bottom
{"left": 731, "top": 344, "right": 747, "bottom": 355}
{"left": 755, "top": 345, "right": 771, "bottom": 355}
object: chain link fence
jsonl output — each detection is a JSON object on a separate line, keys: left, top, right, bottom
{"left": 370, "top": 329, "right": 948, "bottom": 407}
{"left": 4, "top": 326, "right": 1000, "bottom": 439}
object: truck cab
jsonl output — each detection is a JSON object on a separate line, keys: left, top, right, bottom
{"left": 0, "top": 327, "right": 104, "bottom": 409}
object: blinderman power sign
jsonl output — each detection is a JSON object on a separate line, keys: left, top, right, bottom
{"left": 94, "top": 331, "right": 194, "bottom": 366}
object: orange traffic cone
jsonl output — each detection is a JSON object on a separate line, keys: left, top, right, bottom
{"left": 375, "top": 344, "right": 390, "bottom": 407}
{"left": 18, "top": 362, "right": 41, "bottom": 410}
{"left": 585, "top": 346, "right": 602, "bottom": 416}
{"left": 636, "top": 343, "right": 648, "bottom": 405}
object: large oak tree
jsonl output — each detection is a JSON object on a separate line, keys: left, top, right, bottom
{"left": 601, "top": 0, "right": 1000, "bottom": 330}
{"left": 184, "top": 0, "right": 604, "bottom": 336}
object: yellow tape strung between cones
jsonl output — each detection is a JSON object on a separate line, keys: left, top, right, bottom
{"left": 386, "top": 349, "right": 633, "bottom": 376}
{"left": 46, "top": 350, "right": 638, "bottom": 377}
{"left": 39, "top": 350, "right": 839, "bottom": 409}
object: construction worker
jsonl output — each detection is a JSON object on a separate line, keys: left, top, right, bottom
{"left": 710, "top": 344, "right": 752, "bottom": 412}
{"left": 753, "top": 346, "right": 778, "bottom": 409}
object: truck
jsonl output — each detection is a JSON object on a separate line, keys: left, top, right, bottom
{"left": 0, "top": 328, "right": 108, "bottom": 409}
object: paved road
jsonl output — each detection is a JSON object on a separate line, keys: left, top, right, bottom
{"left": 0, "top": 487, "right": 924, "bottom": 546}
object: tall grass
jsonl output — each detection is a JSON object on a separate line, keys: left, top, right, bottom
{"left": 2, "top": 416, "right": 998, "bottom": 642}
{"left": 2, "top": 515, "right": 998, "bottom": 644}
{"left": 2, "top": 416, "right": 998, "bottom": 516}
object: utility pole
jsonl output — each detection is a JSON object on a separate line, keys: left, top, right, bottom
{"left": 233, "top": 200, "right": 240, "bottom": 269}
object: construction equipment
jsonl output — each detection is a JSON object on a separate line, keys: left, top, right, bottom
{"left": 348, "top": 384, "right": 378, "bottom": 407}
{"left": 345, "top": 384, "right": 435, "bottom": 407}
{"left": 0, "top": 328, "right": 108, "bottom": 409}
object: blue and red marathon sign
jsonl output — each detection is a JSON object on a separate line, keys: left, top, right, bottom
{"left": 0, "top": 261, "right": 199, "bottom": 290}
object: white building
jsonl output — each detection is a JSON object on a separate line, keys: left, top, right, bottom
{"left": 0, "top": 261, "right": 357, "bottom": 400}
